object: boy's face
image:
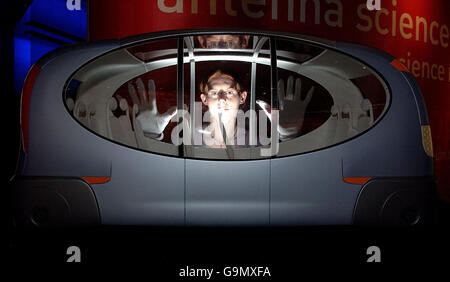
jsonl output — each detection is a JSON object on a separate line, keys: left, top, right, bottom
{"left": 200, "top": 76, "right": 247, "bottom": 123}
{"left": 197, "top": 35, "right": 250, "bottom": 49}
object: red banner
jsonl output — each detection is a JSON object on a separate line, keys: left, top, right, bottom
{"left": 88, "top": 0, "right": 450, "bottom": 202}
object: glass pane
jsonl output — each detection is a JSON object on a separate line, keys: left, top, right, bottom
{"left": 275, "top": 38, "right": 389, "bottom": 156}
{"left": 276, "top": 38, "right": 324, "bottom": 64}
{"left": 182, "top": 34, "right": 273, "bottom": 160}
{"left": 350, "top": 75, "right": 387, "bottom": 122}
{"left": 276, "top": 67, "right": 333, "bottom": 139}
{"left": 64, "top": 38, "right": 180, "bottom": 156}
{"left": 127, "top": 38, "right": 178, "bottom": 62}
{"left": 115, "top": 65, "right": 178, "bottom": 145}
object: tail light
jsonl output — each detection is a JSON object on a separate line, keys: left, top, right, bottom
{"left": 421, "top": 125, "right": 434, "bottom": 158}
{"left": 20, "top": 64, "right": 41, "bottom": 153}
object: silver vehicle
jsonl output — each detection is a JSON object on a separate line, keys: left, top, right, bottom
{"left": 12, "top": 30, "right": 437, "bottom": 227}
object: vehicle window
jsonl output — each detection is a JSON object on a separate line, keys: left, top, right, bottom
{"left": 128, "top": 38, "right": 178, "bottom": 62}
{"left": 64, "top": 33, "right": 389, "bottom": 159}
{"left": 64, "top": 38, "right": 181, "bottom": 156}
{"left": 275, "top": 38, "right": 389, "bottom": 157}
{"left": 182, "top": 35, "right": 273, "bottom": 160}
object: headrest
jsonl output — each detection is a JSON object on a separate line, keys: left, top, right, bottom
{"left": 66, "top": 98, "right": 75, "bottom": 111}
{"left": 107, "top": 97, "right": 118, "bottom": 111}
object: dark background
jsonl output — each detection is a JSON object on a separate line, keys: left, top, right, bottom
{"left": 3, "top": 0, "right": 450, "bottom": 270}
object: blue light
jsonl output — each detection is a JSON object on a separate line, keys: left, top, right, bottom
{"left": 14, "top": 37, "right": 31, "bottom": 95}
{"left": 31, "top": 0, "right": 87, "bottom": 39}
{"left": 14, "top": 0, "right": 87, "bottom": 94}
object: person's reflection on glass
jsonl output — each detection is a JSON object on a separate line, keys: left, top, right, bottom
{"left": 196, "top": 35, "right": 250, "bottom": 49}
